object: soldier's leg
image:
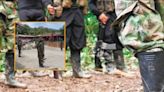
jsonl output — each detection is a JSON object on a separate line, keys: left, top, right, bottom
{"left": 38, "top": 51, "right": 44, "bottom": 67}
{"left": 39, "top": 57, "right": 44, "bottom": 67}
{"left": 113, "top": 49, "right": 126, "bottom": 71}
{"left": 102, "top": 50, "right": 116, "bottom": 73}
{"left": 70, "top": 48, "right": 91, "bottom": 78}
{"left": 95, "top": 54, "right": 102, "bottom": 69}
{"left": 94, "top": 23, "right": 105, "bottom": 69}
{"left": 18, "top": 48, "right": 21, "bottom": 57}
{"left": 70, "top": 49, "right": 81, "bottom": 76}
{"left": 5, "top": 50, "right": 27, "bottom": 88}
{"left": 5, "top": 50, "right": 15, "bottom": 82}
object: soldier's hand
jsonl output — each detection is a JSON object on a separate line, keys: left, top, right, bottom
{"left": 47, "top": 4, "right": 55, "bottom": 15}
{"left": 99, "top": 13, "right": 109, "bottom": 24}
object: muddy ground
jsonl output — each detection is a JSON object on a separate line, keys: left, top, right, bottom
{"left": 0, "top": 70, "right": 142, "bottom": 92}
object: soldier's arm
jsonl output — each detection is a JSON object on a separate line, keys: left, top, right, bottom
{"left": 88, "top": 0, "right": 101, "bottom": 17}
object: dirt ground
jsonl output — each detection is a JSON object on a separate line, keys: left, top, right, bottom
{"left": 0, "top": 69, "right": 143, "bottom": 92}
{"left": 16, "top": 46, "right": 64, "bottom": 69}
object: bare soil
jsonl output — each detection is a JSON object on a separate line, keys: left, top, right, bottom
{"left": 0, "top": 70, "right": 142, "bottom": 92}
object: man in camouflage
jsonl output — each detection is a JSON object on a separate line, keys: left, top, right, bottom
{"left": 17, "top": 38, "right": 22, "bottom": 57}
{"left": 0, "top": 0, "right": 27, "bottom": 88}
{"left": 89, "top": 0, "right": 127, "bottom": 73}
{"left": 113, "top": 0, "right": 164, "bottom": 91}
{"left": 36, "top": 37, "right": 45, "bottom": 67}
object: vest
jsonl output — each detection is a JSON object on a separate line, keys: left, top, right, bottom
{"left": 96, "top": 0, "right": 115, "bottom": 13}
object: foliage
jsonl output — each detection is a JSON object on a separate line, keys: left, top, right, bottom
{"left": 16, "top": 24, "right": 64, "bottom": 35}
{"left": 0, "top": 53, "right": 5, "bottom": 72}
{"left": 123, "top": 48, "right": 138, "bottom": 69}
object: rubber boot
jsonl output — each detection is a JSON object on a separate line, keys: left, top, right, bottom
{"left": 5, "top": 51, "right": 27, "bottom": 88}
{"left": 5, "top": 72, "right": 27, "bottom": 88}
{"left": 113, "top": 50, "right": 126, "bottom": 72}
{"left": 70, "top": 50, "right": 91, "bottom": 78}
{"left": 136, "top": 51, "right": 164, "bottom": 92}
{"left": 39, "top": 58, "right": 44, "bottom": 67}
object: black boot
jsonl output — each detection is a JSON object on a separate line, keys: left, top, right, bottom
{"left": 70, "top": 49, "right": 91, "bottom": 78}
{"left": 136, "top": 51, "right": 164, "bottom": 92}
{"left": 5, "top": 51, "right": 27, "bottom": 88}
{"left": 39, "top": 58, "right": 45, "bottom": 67}
{"left": 113, "top": 50, "right": 126, "bottom": 71}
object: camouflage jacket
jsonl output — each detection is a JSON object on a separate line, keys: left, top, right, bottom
{"left": 113, "top": 0, "right": 164, "bottom": 53}
{"left": 114, "top": 0, "right": 155, "bottom": 16}
{"left": 0, "top": 1, "right": 18, "bottom": 53}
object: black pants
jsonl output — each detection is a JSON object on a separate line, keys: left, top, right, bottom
{"left": 136, "top": 51, "right": 164, "bottom": 92}
{"left": 18, "top": 9, "right": 45, "bottom": 21}
{"left": 70, "top": 49, "right": 81, "bottom": 74}
{"left": 61, "top": 8, "right": 86, "bottom": 50}
{"left": 61, "top": 7, "right": 86, "bottom": 74}
{"left": 18, "top": 47, "right": 21, "bottom": 57}
{"left": 95, "top": 13, "right": 124, "bottom": 69}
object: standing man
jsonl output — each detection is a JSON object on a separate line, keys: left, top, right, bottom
{"left": 17, "top": 39, "right": 22, "bottom": 57}
{"left": 36, "top": 37, "right": 45, "bottom": 67}
{"left": 0, "top": 0, "right": 27, "bottom": 88}
{"left": 59, "top": 0, "right": 90, "bottom": 78}
{"left": 17, "top": 0, "right": 54, "bottom": 21}
{"left": 89, "top": 0, "right": 127, "bottom": 73}
{"left": 17, "top": 0, "right": 62, "bottom": 79}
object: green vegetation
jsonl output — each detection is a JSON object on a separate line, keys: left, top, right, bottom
{"left": 16, "top": 24, "right": 64, "bottom": 35}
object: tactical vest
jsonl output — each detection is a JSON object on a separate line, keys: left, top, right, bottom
{"left": 96, "top": 0, "right": 115, "bottom": 13}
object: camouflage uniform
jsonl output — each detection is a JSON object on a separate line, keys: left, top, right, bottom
{"left": 0, "top": 1, "right": 26, "bottom": 88}
{"left": 36, "top": 37, "right": 45, "bottom": 67}
{"left": 17, "top": 39, "right": 22, "bottom": 57}
{"left": 113, "top": 0, "right": 164, "bottom": 91}
{"left": 89, "top": 0, "right": 126, "bottom": 72}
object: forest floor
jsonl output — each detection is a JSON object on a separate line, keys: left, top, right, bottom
{"left": 0, "top": 69, "right": 142, "bottom": 92}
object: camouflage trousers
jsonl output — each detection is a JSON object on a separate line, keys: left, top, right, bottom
{"left": 37, "top": 49, "right": 44, "bottom": 67}
{"left": 95, "top": 49, "right": 126, "bottom": 71}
